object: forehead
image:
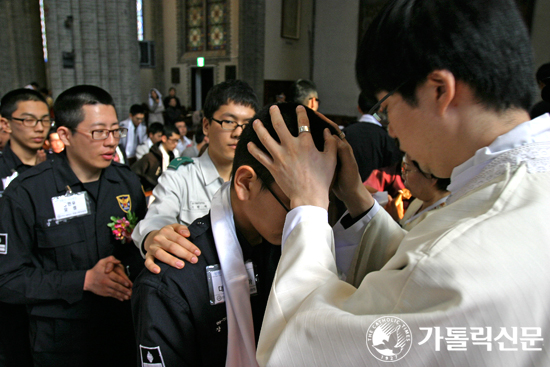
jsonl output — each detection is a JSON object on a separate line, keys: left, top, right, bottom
{"left": 79, "top": 104, "right": 118, "bottom": 127}
{"left": 215, "top": 102, "right": 256, "bottom": 118}
{"left": 13, "top": 100, "right": 49, "bottom": 116}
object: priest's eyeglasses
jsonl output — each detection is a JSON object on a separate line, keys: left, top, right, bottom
{"left": 368, "top": 81, "right": 408, "bottom": 122}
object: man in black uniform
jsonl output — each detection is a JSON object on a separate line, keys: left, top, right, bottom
{"left": 0, "top": 88, "right": 52, "bottom": 367}
{"left": 343, "top": 90, "right": 402, "bottom": 182}
{"left": 0, "top": 85, "right": 146, "bottom": 367}
{"left": 132, "top": 103, "right": 337, "bottom": 366}
{"left": 0, "top": 88, "right": 51, "bottom": 197}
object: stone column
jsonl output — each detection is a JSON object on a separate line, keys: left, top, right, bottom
{"left": 44, "top": 0, "right": 140, "bottom": 118}
{"left": 0, "top": 0, "right": 46, "bottom": 97}
{"left": 239, "top": 0, "right": 265, "bottom": 99}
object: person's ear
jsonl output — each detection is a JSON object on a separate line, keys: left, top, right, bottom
{"left": 57, "top": 126, "right": 72, "bottom": 147}
{"left": 426, "top": 70, "right": 456, "bottom": 116}
{"left": 0, "top": 117, "right": 11, "bottom": 134}
{"left": 161, "top": 135, "right": 167, "bottom": 144}
{"left": 202, "top": 117, "right": 210, "bottom": 137}
{"left": 233, "top": 165, "right": 259, "bottom": 202}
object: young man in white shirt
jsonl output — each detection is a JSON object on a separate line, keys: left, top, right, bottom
{"left": 132, "top": 80, "right": 259, "bottom": 270}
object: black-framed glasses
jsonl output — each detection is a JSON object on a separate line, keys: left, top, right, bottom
{"left": 211, "top": 118, "right": 249, "bottom": 131}
{"left": 265, "top": 185, "right": 290, "bottom": 213}
{"left": 74, "top": 127, "right": 128, "bottom": 140}
{"left": 8, "top": 116, "right": 53, "bottom": 128}
{"left": 368, "top": 81, "right": 408, "bottom": 122}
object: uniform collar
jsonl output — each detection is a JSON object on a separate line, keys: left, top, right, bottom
{"left": 1, "top": 141, "right": 28, "bottom": 174}
{"left": 199, "top": 148, "right": 224, "bottom": 185}
{"left": 52, "top": 151, "right": 121, "bottom": 193}
{"left": 359, "top": 114, "right": 382, "bottom": 127}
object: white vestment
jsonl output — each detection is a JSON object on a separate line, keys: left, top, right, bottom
{"left": 257, "top": 116, "right": 550, "bottom": 366}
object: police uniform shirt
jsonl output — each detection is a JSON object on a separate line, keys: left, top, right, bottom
{"left": 0, "top": 140, "right": 47, "bottom": 367}
{"left": 132, "top": 214, "right": 281, "bottom": 367}
{"left": 132, "top": 148, "right": 224, "bottom": 254}
{"left": 0, "top": 140, "right": 35, "bottom": 195}
{"left": 0, "top": 152, "right": 146, "bottom": 362}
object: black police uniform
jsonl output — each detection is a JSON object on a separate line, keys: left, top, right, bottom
{"left": 0, "top": 140, "right": 38, "bottom": 195}
{"left": 0, "top": 141, "right": 51, "bottom": 367}
{"left": 132, "top": 214, "right": 281, "bottom": 367}
{"left": 0, "top": 152, "right": 146, "bottom": 367}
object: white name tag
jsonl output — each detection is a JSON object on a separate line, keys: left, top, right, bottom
{"left": 51, "top": 191, "right": 91, "bottom": 220}
{"left": 206, "top": 261, "right": 258, "bottom": 306}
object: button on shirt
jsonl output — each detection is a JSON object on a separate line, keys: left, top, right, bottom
{"left": 132, "top": 149, "right": 224, "bottom": 255}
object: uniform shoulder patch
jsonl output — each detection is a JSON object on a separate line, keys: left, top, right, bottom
{"left": 168, "top": 156, "right": 194, "bottom": 170}
{"left": 140, "top": 345, "right": 166, "bottom": 367}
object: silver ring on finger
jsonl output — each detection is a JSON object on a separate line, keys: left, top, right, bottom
{"left": 298, "top": 125, "right": 310, "bottom": 134}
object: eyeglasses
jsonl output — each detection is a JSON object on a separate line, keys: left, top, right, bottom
{"left": 368, "top": 81, "right": 408, "bottom": 122}
{"left": 211, "top": 118, "right": 249, "bottom": 131}
{"left": 8, "top": 116, "right": 53, "bottom": 128}
{"left": 74, "top": 127, "right": 128, "bottom": 140}
{"left": 265, "top": 185, "right": 290, "bottom": 213}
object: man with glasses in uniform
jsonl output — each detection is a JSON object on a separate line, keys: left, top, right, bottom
{"left": 0, "top": 85, "right": 146, "bottom": 366}
{"left": 132, "top": 80, "right": 259, "bottom": 272}
{"left": 0, "top": 88, "right": 52, "bottom": 367}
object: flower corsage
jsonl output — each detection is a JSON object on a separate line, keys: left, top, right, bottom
{"left": 107, "top": 211, "right": 138, "bottom": 244}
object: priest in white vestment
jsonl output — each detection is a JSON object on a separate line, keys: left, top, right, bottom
{"left": 249, "top": 1, "right": 550, "bottom": 366}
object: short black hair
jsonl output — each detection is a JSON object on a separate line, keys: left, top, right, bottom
{"left": 232, "top": 102, "right": 338, "bottom": 189}
{"left": 0, "top": 88, "right": 48, "bottom": 117}
{"left": 147, "top": 122, "right": 164, "bottom": 135}
{"left": 130, "top": 104, "right": 146, "bottom": 115}
{"left": 162, "top": 124, "right": 180, "bottom": 138}
{"left": 203, "top": 80, "right": 259, "bottom": 120}
{"left": 290, "top": 79, "right": 318, "bottom": 105}
{"left": 53, "top": 85, "right": 116, "bottom": 130}
{"left": 357, "top": 0, "right": 536, "bottom": 112}
{"left": 358, "top": 90, "right": 377, "bottom": 114}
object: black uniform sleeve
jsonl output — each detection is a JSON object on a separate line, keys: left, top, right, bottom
{"left": 132, "top": 270, "right": 203, "bottom": 367}
{"left": 0, "top": 190, "right": 86, "bottom": 305}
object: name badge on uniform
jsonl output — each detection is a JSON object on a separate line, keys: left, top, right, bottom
{"left": 206, "top": 260, "right": 258, "bottom": 306}
{"left": 51, "top": 191, "right": 91, "bottom": 220}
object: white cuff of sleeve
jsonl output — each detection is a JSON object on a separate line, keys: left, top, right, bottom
{"left": 282, "top": 205, "right": 328, "bottom": 250}
{"left": 333, "top": 200, "right": 381, "bottom": 275}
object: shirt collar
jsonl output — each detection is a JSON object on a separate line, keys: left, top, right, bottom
{"left": 1, "top": 141, "right": 27, "bottom": 173}
{"left": 199, "top": 148, "right": 224, "bottom": 185}
{"left": 359, "top": 114, "right": 382, "bottom": 127}
{"left": 52, "top": 151, "right": 120, "bottom": 193}
{"left": 448, "top": 113, "right": 550, "bottom": 195}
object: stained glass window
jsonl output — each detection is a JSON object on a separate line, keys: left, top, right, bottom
{"left": 137, "top": 0, "right": 144, "bottom": 41}
{"left": 39, "top": 0, "right": 48, "bottom": 62}
{"left": 186, "top": 0, "right": 227, "bottom": 53}
{"left": 207, "top": 0, "right": 226, "bottom": 51}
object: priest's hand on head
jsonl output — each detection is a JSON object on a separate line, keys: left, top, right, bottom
{"left": 247, "top": 105, "right": 338, "bottom": 211}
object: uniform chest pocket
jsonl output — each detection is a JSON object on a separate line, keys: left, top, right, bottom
{"left": 35, "top": 219, "right": 88, "bottom": 271}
